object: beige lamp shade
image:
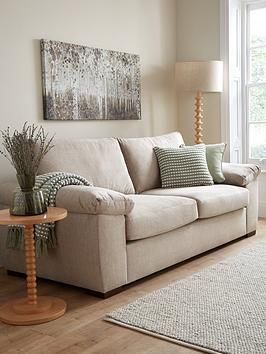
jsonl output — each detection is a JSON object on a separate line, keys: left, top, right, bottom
{"left": 175, "top": 60, "right": 223, "bottom": 145}
{"left": 175, "top": 60, "right": 223, "bottom": 93}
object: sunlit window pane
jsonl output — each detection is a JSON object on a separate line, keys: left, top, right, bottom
{"left": 250, "top": 47, "right": 266, "bottom": 82}
{"left": 249, "top": 123, "right": 266, "bottom": 159}
{"left": 247, "top": 6, "right": 266, "bottom": 162}
{"left": 250, "top": 7, "right": 266, "bottom": 46}
{"left": 249, "top": 85, "right": 266, "bottom": 122}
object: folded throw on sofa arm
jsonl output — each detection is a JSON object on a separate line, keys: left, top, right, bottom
{"left": 56, "top": 185, "right": 135, "bottom": 215}
{"left": 222, "top": 163, "right": 261, "bottom": 187}
{"left": 1, "top": 173, "right": 92, "bottom": 256}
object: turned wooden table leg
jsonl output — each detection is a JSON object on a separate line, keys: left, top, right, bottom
{"left": 0, "top": 207, "right": 67, "bottom": 325}
{"left": 24, "top": 225, "right": 37, "bottom": 305}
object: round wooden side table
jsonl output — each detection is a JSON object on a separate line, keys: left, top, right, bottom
{"left": 0, "top": 207, "right": 67, "bottom": 325}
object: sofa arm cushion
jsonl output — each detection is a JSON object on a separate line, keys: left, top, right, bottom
{"left": 222, "top": 163, "right": 261, "bottom": 187}
{"left": 56, "top": 185, "right": 135, "bottom": 215}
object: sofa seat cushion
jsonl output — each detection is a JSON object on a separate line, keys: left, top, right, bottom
{"left": 126, "top": 195, "right": 198, "bottom": 241}
{"left": 143, "top": 185, "right": 249, "bottom": 219}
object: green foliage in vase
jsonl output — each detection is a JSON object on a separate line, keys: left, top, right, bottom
{"left": 0, "top": 122, "right": 54, "bottom": 176}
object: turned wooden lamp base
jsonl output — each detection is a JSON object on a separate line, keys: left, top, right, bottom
{"left": 0, "top": 296, "right": 66, "bottom": 325}
{"left": 194, "top": 90, "right": 204, "bottom": 144}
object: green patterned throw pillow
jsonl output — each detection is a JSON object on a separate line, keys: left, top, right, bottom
{"left": 206, "top": 143, "right": 226, "bottom": 183}
{"left": 154, "top": 144, "right": 214, "bottom": 188}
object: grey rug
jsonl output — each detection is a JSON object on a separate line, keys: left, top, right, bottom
{"left": 106, "top": 241, "right": 266, "bottom": 354}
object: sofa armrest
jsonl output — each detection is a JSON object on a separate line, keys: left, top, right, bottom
{"left": 56, "top": 185, "right": 134, "bottom": 215}
{"left": 222, "top": 163, "right": 261, "bottom": 187}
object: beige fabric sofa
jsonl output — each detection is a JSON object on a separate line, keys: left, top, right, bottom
{"left": 0, "top": 132, "right": 260, "bottom": 297}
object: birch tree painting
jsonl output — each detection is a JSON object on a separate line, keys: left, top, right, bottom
{"left": 40, "top": 39, "right": 141, "bottom": 120}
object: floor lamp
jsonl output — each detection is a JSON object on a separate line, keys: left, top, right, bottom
{"left": 175, "top": 61, "right": 223, "bottom": 144}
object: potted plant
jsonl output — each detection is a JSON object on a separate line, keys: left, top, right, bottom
{"left": 0, "top": 122, "right": 54, "bottom": 215}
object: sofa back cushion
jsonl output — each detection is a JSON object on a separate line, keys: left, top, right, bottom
{"left": 39, "top": 138, "right": 135, "bottom": 194}
{"left": 118, "top": 132, "right": 184, "bottom": 193}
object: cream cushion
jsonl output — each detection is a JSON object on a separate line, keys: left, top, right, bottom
{"left": 143, "top": 185, "right": 249, "bottom": 219}
{"left": 39, "top": 138, "right": 135, "bottom": 194}
{"left": 126, "top": 195, "right": 198, "bottom": 241}
{"left": 118, "top": 132, "right": 184, "bottom": 193}
{"left": 56, "top": 185, "right": 134, "bottom": 215}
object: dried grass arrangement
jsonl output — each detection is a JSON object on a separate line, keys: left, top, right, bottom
{"left": 0, "top": 122, "right": 54, "bottom": 182}
{"left": 0, "top": 122, "right": 55, "bottom": 215}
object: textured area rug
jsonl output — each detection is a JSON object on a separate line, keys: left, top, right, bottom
{"left": 106, "top": 241, "right": 266, "bottom": 354}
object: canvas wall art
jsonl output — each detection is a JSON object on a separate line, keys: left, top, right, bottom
{"left": 40, "top": 39, "right": 141, "bottom": 120}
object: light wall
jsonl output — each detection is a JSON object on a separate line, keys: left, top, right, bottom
{"left": 176, "top": 0, "right": 221, "bottom": 145}
{"left": 0, "top": 0, "right": 178, "bottom": 183}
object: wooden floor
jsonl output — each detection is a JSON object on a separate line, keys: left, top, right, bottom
{"left": 0, "top": 221, "right": 265, "bottom": 354}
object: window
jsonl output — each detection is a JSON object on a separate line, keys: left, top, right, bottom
{"left": 244, "top": 1, "right": 266, "bottom": 165}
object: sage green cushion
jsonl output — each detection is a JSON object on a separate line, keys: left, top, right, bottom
{"left": 154, "top": 145, "right": 214, "bottom": 188}
{"left": 206, "top": 143, "right": 226, "bottom": 183}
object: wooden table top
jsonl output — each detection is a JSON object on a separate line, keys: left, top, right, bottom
{"left": 0, "top": 207, "right": 67, "bottom": 225}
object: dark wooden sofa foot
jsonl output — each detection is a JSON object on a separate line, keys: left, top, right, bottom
{"left": 245, "top": 230, "right": 256, "bottom": 237}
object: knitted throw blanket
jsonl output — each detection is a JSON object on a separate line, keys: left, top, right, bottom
{"left": 7, "top": 172, "right": 92, "bottom": 257}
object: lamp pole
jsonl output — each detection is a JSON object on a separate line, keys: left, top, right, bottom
{"left": 194, "top": 91, "right": 203, "bottom": 144}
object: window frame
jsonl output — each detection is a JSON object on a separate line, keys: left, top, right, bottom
{"left": 242, "top": 0, "right": 266, "bottom": 167}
